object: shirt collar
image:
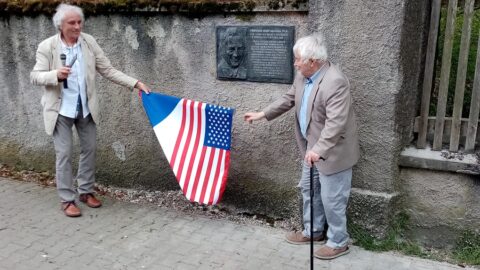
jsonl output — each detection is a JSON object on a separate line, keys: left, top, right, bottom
{"left": 60, "top": 39, "right": 80, "bottom": 50}
{"left": 306, "top": 62, "right": 329, "bottom": 84}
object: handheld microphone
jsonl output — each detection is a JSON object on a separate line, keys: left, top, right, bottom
{"left": 60, "top": 53, "right": 68, "bottom": 89}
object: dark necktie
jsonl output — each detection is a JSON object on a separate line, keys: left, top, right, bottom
{"left": 75, "top": 95, "right": 82, "bottom": 119}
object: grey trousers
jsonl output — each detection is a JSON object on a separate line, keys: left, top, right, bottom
{"left": 53, "top": 114, "right": 96, "bottom": 202}
{"left": 298, "top": 161, "right": 352, "bottom": 248}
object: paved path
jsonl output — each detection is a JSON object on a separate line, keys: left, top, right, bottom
{"left": 0, "top": 177, "right": 476, "bottom": 270}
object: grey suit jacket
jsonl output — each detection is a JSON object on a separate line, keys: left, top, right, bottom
{"left": 263, "top": 62, "right": 360, "bottom": 175}
{"left": 30, "top": 33, "right": 138, "bottom": 135}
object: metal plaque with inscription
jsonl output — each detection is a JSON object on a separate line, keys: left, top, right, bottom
{"left": 216, "top": 26, "right": 295, "bottom": 84}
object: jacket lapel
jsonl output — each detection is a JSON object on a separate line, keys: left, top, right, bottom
{"left": 305, "top": 61, "right": 330, "bottom": 129}
{"left": 52, "top": 34, "right": 61, "bottom": 70}
{"left": 295, "top": 73, "right": 305, "bottom": 117}
{"left": 79, "top": 33, "right": 91, "bottom": 92}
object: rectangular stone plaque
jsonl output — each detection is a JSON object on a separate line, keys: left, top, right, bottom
{"left": 216, "top": 25, "right": 295, "bottom": 84}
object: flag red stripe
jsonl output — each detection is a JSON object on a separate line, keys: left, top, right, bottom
{"left": 176, "top": 101, "right": 195, "bottom": 182}
{"left": 199, "top": 148, "right": 216, "bottom": 203}
{"left": 189, "top": 146, "right": 207, "bottom": 201}
{"left": 183, "top": 103, "right": 203, "bottom": 194}
{"left": 214, "top": 151, "right": 230, "bottom": 204}
{"left": 207, "top": 149, "right": 225, "bottom": 205}
{"left": 170, "top": 100, "right": 187, "bottom": 172}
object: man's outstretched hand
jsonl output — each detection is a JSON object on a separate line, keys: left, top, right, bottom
{"left": 244, "top": 111, "right": 265, "bottom": 124}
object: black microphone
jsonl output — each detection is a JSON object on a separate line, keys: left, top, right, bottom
{"left": 60, "top": 53, "right": 68, "bottom": 89}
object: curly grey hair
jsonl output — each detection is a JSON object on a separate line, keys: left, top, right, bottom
{"left": 293, "top": 33, "right": 328, "bottom": 63}
{"left": 52, "top": 4, "right": 84, "bottom": 31}
{"left": 220, "top": 27, "right": 247, "bottom": 54}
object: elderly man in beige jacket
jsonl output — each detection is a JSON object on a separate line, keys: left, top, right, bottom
{"left": 244, "top": 33, "right": 359, "bottom": 260}
{"left": 31, "top": 4, "right": 150, "bottom": 217}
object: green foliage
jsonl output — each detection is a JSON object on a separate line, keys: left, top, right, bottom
{"left": 453, "top": 231, "right": 480, "bottom": 265}
{"left": 349, "top": 212, "right": 427, "bottom": 257}
{"left": 0, "top": 0, "right": 259, "bottom": 14}
{"left": 431, "top": 6, "right": 480, "bottom": 117}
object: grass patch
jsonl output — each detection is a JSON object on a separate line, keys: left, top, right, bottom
{"left": 453, "top": 231, "right": 480, "bottom": 265}
{"left": 349, "top": 212, "right": 427, "bottom": 257}
{"left": 350, "top": 213, "right": 480, "bottom": 266}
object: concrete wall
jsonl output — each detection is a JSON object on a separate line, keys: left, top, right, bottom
{"left": 0, "top": 0, "right": 429, "bottom": 235}
{"left": 400, "top": 168, "right": 480, "bottom": 249}
{"left": 0, "top": 13, "right": 308, "bottom": 218}
{"left": 307, "top": 0, "right": 429, "bottom": 236}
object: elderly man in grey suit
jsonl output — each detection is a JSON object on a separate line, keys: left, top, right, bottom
{"left": 244, "top": 33, "right": 359, "bottom": 260}
{"left": 31, "top": 4, "right": 151, "bottom": 217}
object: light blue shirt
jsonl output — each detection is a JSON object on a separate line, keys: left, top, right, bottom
{"left": 59, "top": 40, "right": 89, "bottom": 119}
{"left": 299, "top": 67, "right": 325, "bottom": 138}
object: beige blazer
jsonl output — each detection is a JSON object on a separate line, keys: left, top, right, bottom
{"left": 31, "top": 33, "right": 138, "bottom": 135}
{"left": 263, "top": 62, "right": 360, "bottom": 175}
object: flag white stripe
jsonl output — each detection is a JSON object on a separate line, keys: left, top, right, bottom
{"left": 171, "top": 99, "right": 187, "bottom": 174}
{"left": 152, "top": 101, "right": 183, "bottom": 162}
{"left": 195, "top": 147, "right": 212, "bottom": 202}
{"left": 185, "top": 103, "right": 206, "bottom": 199}
{"left": 179, "top": 101, "right": 200, "bottom": 190}
{"left": 203, "top": 148, "right": 220, "bottom": 204}
{"left": 175, "top": 99, "right": 192, "bottom": 188}
{"left": 212, "top": 150, "right": 226, "bottom": 204}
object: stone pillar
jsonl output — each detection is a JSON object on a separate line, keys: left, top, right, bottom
{"left": 306, "top": 0, "right": 429, "bottom": 236}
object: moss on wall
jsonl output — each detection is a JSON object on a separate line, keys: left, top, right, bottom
{"left": 0, "top": 0, "right": 307, "bottom": 15}
{"left": 0, "top": 139, "right": 55, "bottom": 173}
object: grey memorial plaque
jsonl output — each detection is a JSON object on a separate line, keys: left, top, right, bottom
{"left": 216, "top": 26, "right": 295, "bottom": 84}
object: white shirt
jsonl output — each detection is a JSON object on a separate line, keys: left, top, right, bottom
{"left": 58, "top": 39, "right": 89, "bottom": 119}
{"left": 299, "top": 67, "right": 325, "bottom": 138}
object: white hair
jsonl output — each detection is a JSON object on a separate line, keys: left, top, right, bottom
{"left": 293, "top": 33, "right": 328, "bottom": 63}
{"left": 52, "top": 4, "right": 84, "bottom": 31}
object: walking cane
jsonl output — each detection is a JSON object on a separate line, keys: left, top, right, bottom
{"left": 310, "top": 161, "right": 314, "bottom": 270}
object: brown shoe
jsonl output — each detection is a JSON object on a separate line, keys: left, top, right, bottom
{"left": 61, "top": 201, "right": 81, "bottom": 217}
{"left": 79, "top": 193, "right": 102, "bottom": 208}
{"left": 314, "top": 245, "right": 350, "bottom": 260}
{"left": 285, "top": 231, "right": 325, "bottom": 245}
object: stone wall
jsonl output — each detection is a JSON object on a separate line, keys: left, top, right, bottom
{"left": 0, "top": 0, "right": 429, "bottom": 236}
{"left": 307, "top": 0, "right": 430, "bottom": 236}
{"left": 400, "top": 168, "right": 480, "bottom": 248}
{"left": 0, "top": 13, "right": 309, "bottom": 218}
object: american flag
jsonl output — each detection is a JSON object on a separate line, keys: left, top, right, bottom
{"left": 142, "top": 92, "right": 234, "bottom": 205}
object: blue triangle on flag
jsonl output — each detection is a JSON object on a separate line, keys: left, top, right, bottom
{"left": 142, "top": 92, "right": 180, "bottom": 127}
